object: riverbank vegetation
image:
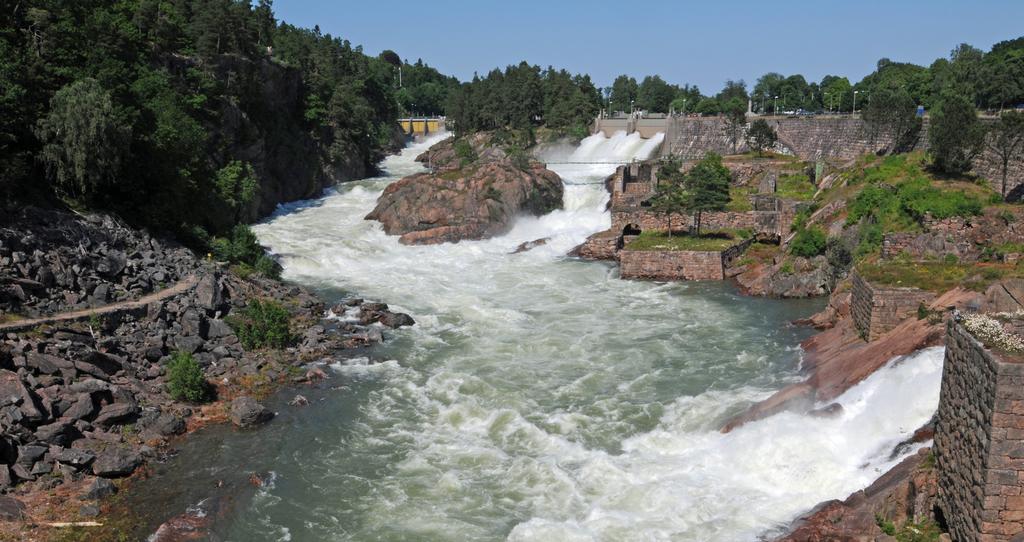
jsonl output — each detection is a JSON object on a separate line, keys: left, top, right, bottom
{"left": 1, "top": 0, "right": 404, "bottom": 249}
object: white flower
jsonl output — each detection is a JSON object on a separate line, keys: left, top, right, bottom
{"left": 963, "top": 313, "right": 1024, "bottom": 353}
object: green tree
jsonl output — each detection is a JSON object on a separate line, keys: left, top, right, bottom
{"left": 861, "top": 87, "right": 920, "bottom": 151}
{"left": 609, "top": 74, "right": 638, "bottom": 113}
{"left": 716, "top": 79, "right": 749, "bottom": 104}
{"left": 746, "top": 119, "right": 777, "bottom": 156}
{"left": 721, "top": 102, "right": 747, "bottom": 154}
{"left": 986, "top": 111, "right": 1024, "bottom": 198}
{"left": 636, "top": 75, "right": 675, "bottom": 112}
{"left": 35, "top": 78, "right": 130, "bottom": 202}
{"left": 215, "top": 160, "right": 259, "bottom": 223}
{"left": 650, "top": 158, "right": 688, "bottom": 236}
{"left": 929, "top": 92, "right": 985, "bottom": 175}
{"left": 683, "top": 153, "right": 731, "bottom": 236}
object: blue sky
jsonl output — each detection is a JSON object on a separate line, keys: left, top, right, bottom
{"left": 273, "top": 1, "right": 1024, "bottom": 92}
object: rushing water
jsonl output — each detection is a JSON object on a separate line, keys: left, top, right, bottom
{"left": 137, "top": 133, "right": 945, "bottom": 541}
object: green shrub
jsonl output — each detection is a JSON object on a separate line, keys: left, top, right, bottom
{"left": 233, "top": 299, "right": 293, "bottom": 350}
{"left": 167, "top": 351, "right": 210, "bottom": 403}
{"left": 897, "top": 178, "right": 983, "bottom": 220}
{"left": 253, "top": 254, "right": 282, "bottom": 279}
{"left": 454, "top": 139, "right": 477, "bottom": 167}
{"left": 211, "top": 225, "right": 280, "bottom": 279}
{"left": 790, "top": 227, "right": 827, "bottom": 258}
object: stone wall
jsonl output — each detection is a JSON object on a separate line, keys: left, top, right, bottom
{"left": 936, "top": 319, "right": 1024, "bottom": 541}
{"left": 618, "top": 239, "right": 753, "bottom": 281}
{"left": 574, "top": 231, "right": 620, "bottom": 261}
{"left": 850, "top": 271, "right": 936, "bottom": 341}
{"left": 655, "top": 116, "right": 1024, "bottom": 198}
{"left": 881, "top": 232, "right": 982, "bottom": 262}
{"left": 611, "top": 207, "right": 790, "bottom": 239}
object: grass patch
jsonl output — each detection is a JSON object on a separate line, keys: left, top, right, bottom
{"left": 0, "top": 313, "right": 24, "bottom": 324}
{"left": 736, "top": 241, "right": 780, "bottom": 266}
{"left": 776, "top": 173, "right": 816, "bottom": 201}
{"left": 625, "top": 230, "right": 748, "bottom": 252}
{"left": 857, "top": 259, "right": 1024, "bottom": 293}
{"left": 844, "top": 153, "right": 992, "bottom": 235}
{"left": 726, "top": 186, "right": 755, "bottom": 212}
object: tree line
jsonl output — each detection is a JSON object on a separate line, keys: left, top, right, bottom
{"left": 444, "top": 62, "right": 604, "bottom": 138}
{"left": 603, "top": 37, "right": 1024, "bottom": 116}
{"left": 0, "top": 0, "right": 408, "bottom": 246}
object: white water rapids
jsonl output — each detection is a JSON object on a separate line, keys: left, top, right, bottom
{"left": 234, "top": 132, "right": 946, "bottom": 541}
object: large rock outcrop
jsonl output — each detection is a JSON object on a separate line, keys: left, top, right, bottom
{"left": 366, "top": 160, "right": 564, "bottom": 245}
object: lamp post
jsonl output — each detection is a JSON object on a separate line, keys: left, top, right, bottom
{"left": 853, "top": 90, "right": 859, "bottom": 114}
{"left": 761, "top": 94, "right": 765, "bottom": 114}
{"left": 682, "top": 98, "right": 687, "bottom": 116}
{"left": 773, "top": 95, "right": 778, "bottom": 116}
{"left": 631, "top": 99, "right": 635, "bottom": 115}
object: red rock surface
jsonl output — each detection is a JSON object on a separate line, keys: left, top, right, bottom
{"left": 778, "top": 448, "right": 938, "bottom": 542}
{"left": 366, "top": 160, "right": 563, "bottom": 245}
{"left": 721, "top": 288, "right": 975, "bottom": 433}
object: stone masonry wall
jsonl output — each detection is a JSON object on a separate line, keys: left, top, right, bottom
{"left": 618, "top": 239, "right": 753, "bottom": 281}
{"left": 619, "top": 249, "right": 725, "bottom": 281}
{"left": 850, "top": 271, "right": 936, "bottom": 341}
{"left": 936, "top": 320, "right": 1024, "bottom": 541}
{"left": 881, "top": 232, "right": 982, "bottom": 262}
{"left": 612, "top": 209, "right": 786, "bottom": 238}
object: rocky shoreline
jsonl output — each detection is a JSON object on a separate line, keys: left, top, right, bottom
{"left": 0, "top": 206, "right": 415, "bottom": 540}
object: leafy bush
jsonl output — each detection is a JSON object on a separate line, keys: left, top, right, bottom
{"left": 211, "top": 225, "right": 281, "bottom": 279}
{"left": 855, "top": 222, "right": 884, "bottom": 258}
{"left": 454, "top": 139, "right": 477, "bottom": 167}
{"left": 167, "top": 351, "right": 210, "bottom": 403}
{"left": 897, "top": 178, "right": 983, "bottom": 220}
{"left": 825, "top": 237, "right": 853, "bottom": 273}
{"left": 233, "top": 299, "right": 293, "bottom": 350}
{"left": 790, "top": 227, "right": 827, "bottom": 257}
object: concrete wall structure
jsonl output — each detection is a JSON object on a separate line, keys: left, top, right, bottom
{"left": 850, "top": 271, "right": 936, "bottom": 341}
{"left": 936, "top": 319, "right": 1024, "bottom": 541}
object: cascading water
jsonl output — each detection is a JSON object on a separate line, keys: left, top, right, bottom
{"left": 140, "top": 132, "right": 944, "bottom": 541}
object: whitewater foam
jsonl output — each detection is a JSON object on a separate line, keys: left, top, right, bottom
{"left": 238, "top": 132, "right": 944, "bottom": 541}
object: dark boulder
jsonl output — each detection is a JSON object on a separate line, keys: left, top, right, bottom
{"left": 379, "top": 312, "right": 415, "bottom": 329}
{"left": 80, "top": 476, "right": 118, "bottom": 500}
{"left": 0, "top": 496, "right": 26, "bottom": 520}
{"left": 93, "top": 402, "right": 140, "bottom": 427}
{"left": 92, "top": 447, "right": 142, "bottom": 478}
{"left": 53, "top": 447, "right": 95, "bottom": 468}
{"left": 229, "top": 396, "right": 273, "bottom": 428}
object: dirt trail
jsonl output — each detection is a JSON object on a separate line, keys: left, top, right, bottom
{"left": 0, "top": 275, "right": 198, "bottom": 333}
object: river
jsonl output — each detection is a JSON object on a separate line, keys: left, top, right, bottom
{"left": 136, "top": 133, "right": 945, "bottom": 541}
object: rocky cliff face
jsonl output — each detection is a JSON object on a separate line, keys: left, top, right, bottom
{"left": 366, "top": 160, "right": 564, "bottom": 245}
{"left": 193, "top": 55, "right": 404, "bottom": 225}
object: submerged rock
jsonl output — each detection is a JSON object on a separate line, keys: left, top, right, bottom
{"left": 365, "top": 160, "right": 563, "bottom": 245}
{"left": 512, "top": 237, "right": 550, "bottom": 254}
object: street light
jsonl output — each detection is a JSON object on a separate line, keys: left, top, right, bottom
{"left": 853, "top": 90, "right": 859, "bottom": 114}
{"left": 774, "top": 95, "right": 779, "bottom": 116}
